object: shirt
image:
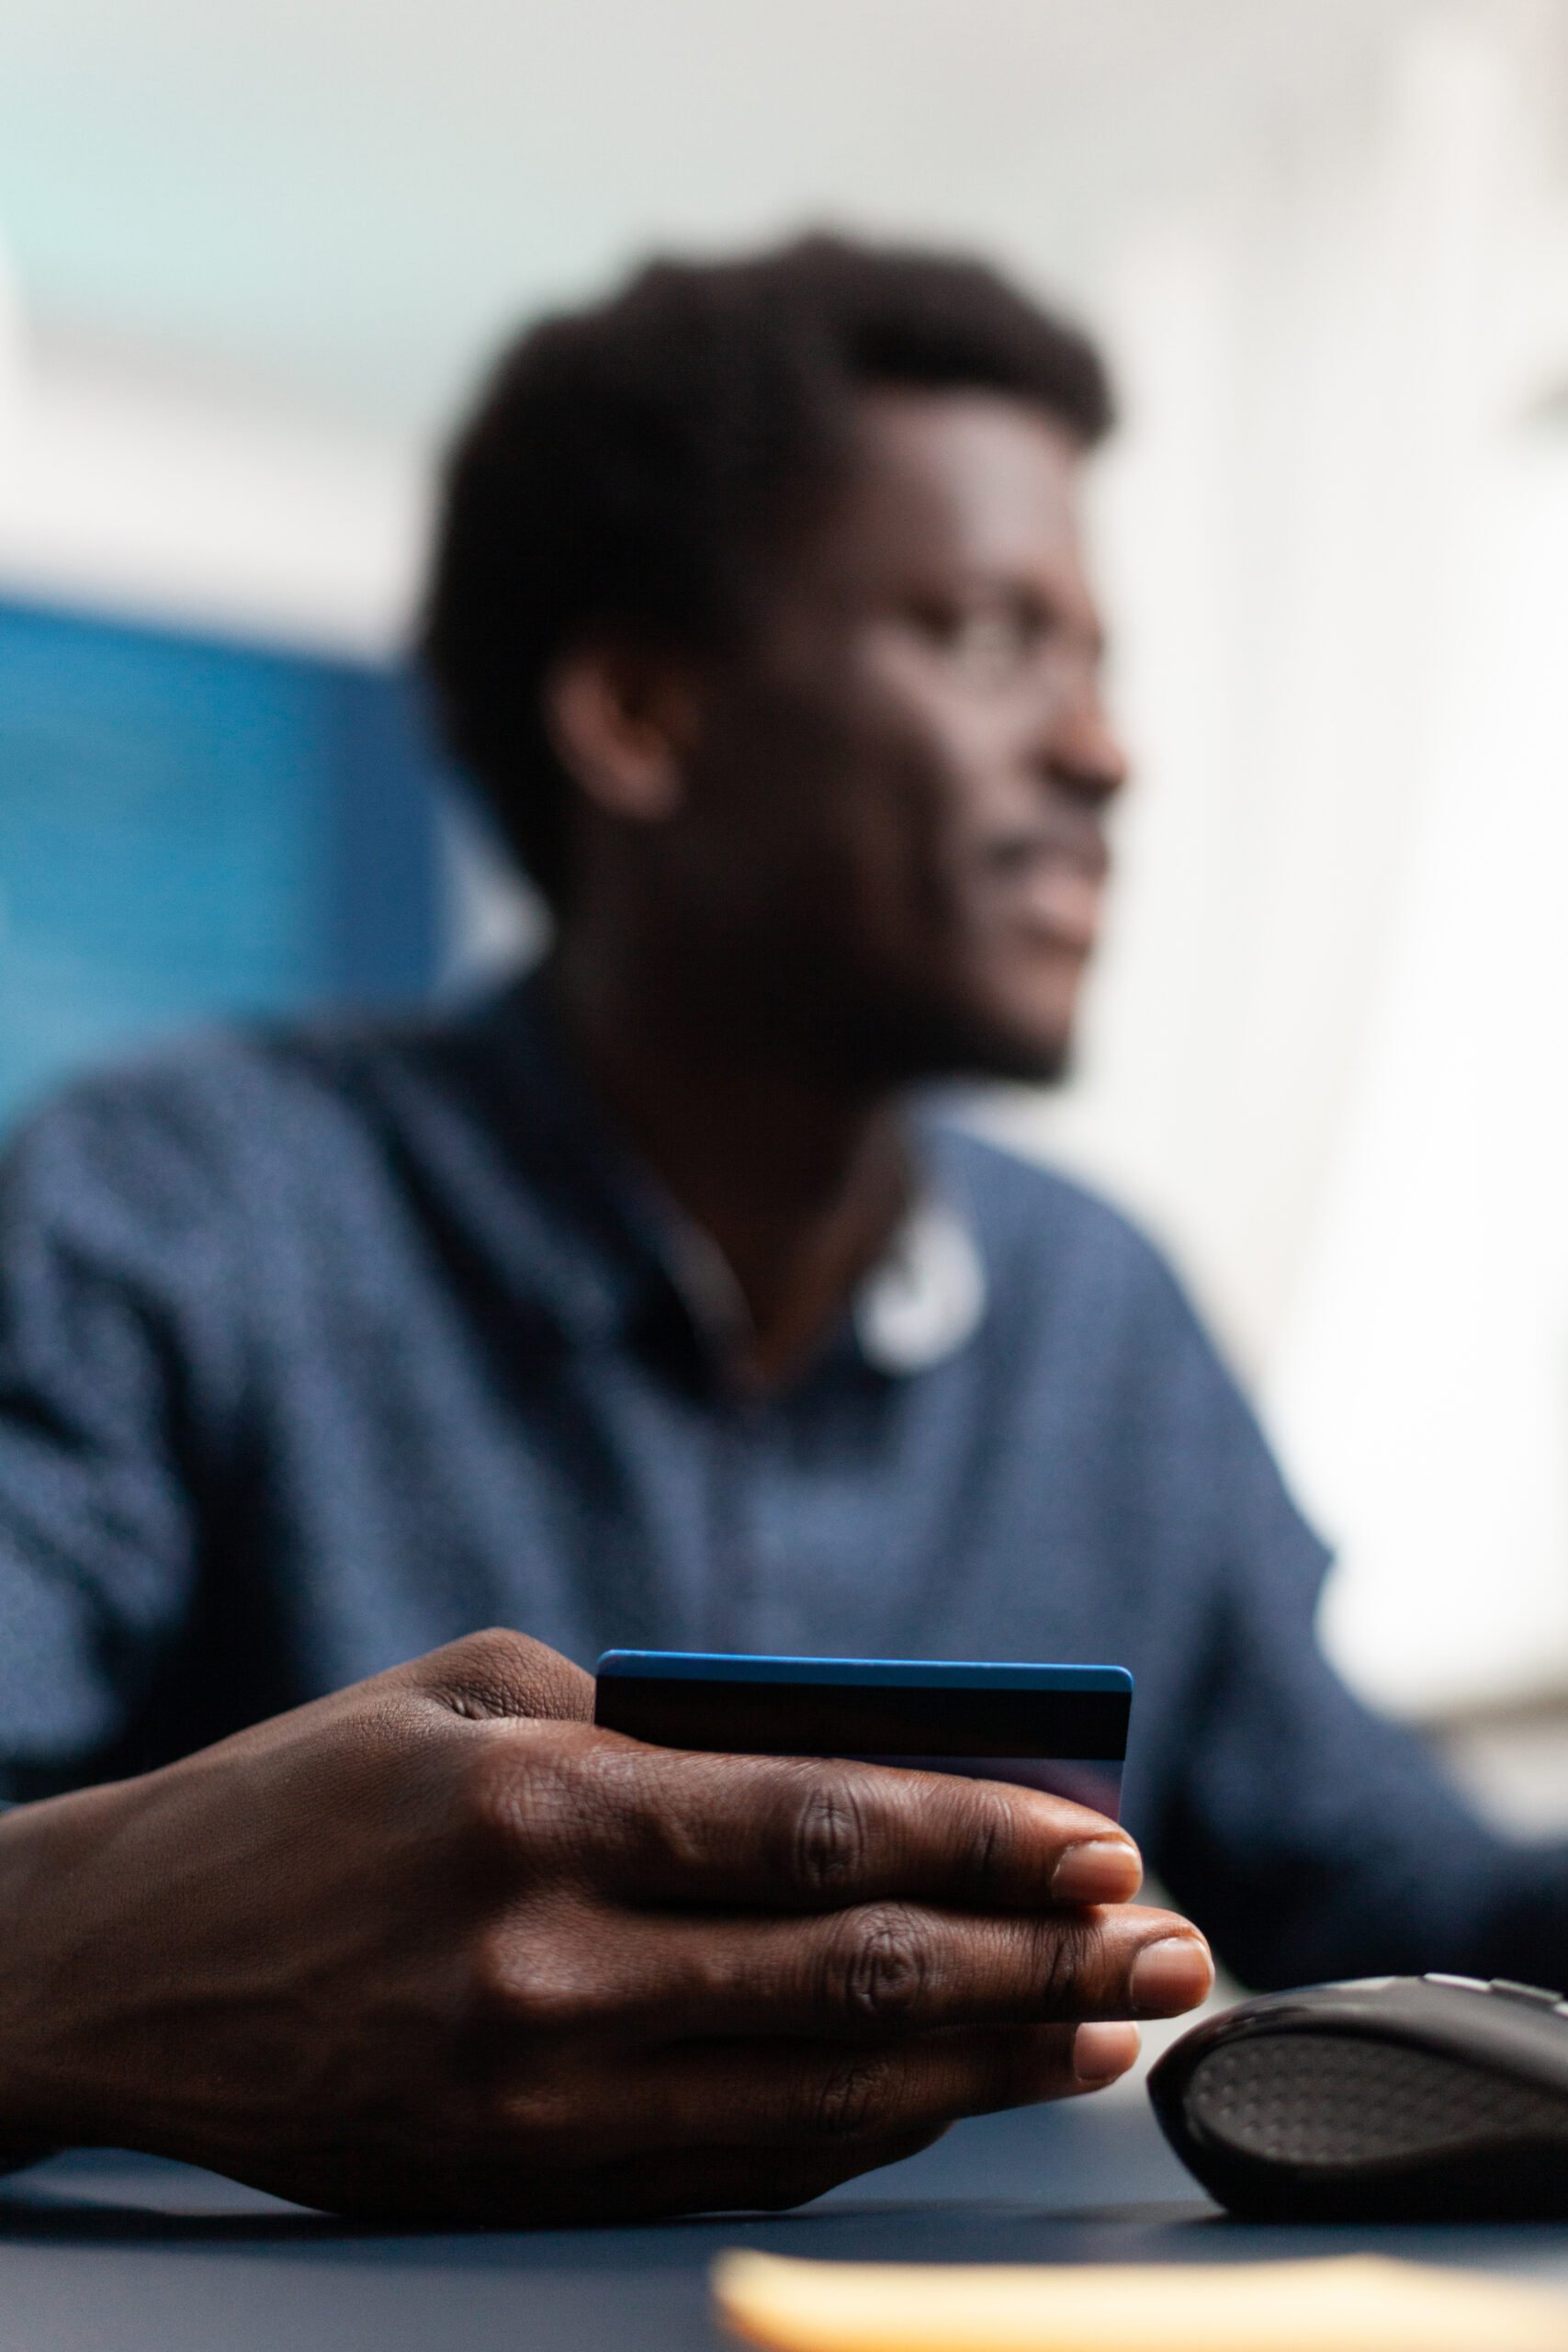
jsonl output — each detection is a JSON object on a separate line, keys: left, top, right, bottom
{"left": 2, "top": 971, "right": 1565, "bottom": 1990}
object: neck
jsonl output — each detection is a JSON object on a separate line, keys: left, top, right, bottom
{"left": 548, "top": 944, "right": 908, "bottom": 1389}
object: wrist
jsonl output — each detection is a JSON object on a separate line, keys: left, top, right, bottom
{"left": 0, "top": 1783, "right": 125, "bottom": 2163}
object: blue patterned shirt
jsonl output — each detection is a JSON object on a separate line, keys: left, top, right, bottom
{"left": 2, "top": 975, "right": 1564, "bottom": 1988}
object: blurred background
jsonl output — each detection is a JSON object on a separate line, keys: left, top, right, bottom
{"left": 4, "top": 0, "right": 1568, "bottom": 1809}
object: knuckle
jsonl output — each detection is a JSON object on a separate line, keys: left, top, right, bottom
{"left": 467, "top": 1923, "right": 545, "bottom": 2022}
{"left": 456, "top": 1736, "right": 576, "bottom": 1871}
{"left": 458, "top": 1741, "right": 531, "bottom": 1850}
{"left": 829, "top": 1905, "right": 931, "bottom": 2030}
{"left": 788, "top": 1772, "right": 872, "bottom": 1899}
{"left": 589, "top": 1745, "right": 705, "bottom": 1876}
{"left": 1034, "top": 1915, "right": 1099, "bottom": 2016}
{"left": 811, "top": 2050, "right": 903, "bottom": 2143}
{"left": 964, "top": 1791, "right": 1015, "bottom": 1903}
{"left": 465, "top": 1915, "right": 602, "bottom": 2036}
{"left": 467, "top": 1919, "right": 516, "bottom": 2007}
{"left": 464, "top": 1735, "right": 546, "bottom": 1844}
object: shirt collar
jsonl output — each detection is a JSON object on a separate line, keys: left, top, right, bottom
{"left": 852, "top": 1185, "right": 987, "bottom": 1374}
{"left": 647, "top": 1164, "right": 987, "bottom": 1379}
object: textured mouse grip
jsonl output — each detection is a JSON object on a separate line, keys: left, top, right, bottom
{"left": 1186, "top": 2031, "right": 1568, "bottom": 2170}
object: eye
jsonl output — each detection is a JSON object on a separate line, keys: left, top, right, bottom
{"left": 927, "top": 599, "right": 1045, "bottom": 688}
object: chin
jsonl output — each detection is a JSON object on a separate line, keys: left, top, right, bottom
{"left": 965, "top": 965, "right": 1088, "bottom": 1082}
{"left": 920, "top": 967, "right": 1083, "bottom": 1085}
{"left": 950, "top": 1017, "right": 1075, "bottom": 1086}
{"left": 823, "top": 992, "right": 1077, "bottom": 1089}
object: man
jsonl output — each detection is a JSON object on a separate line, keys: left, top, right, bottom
{"left": 0, "top": 236, "right": 1560, "bottom": 2223}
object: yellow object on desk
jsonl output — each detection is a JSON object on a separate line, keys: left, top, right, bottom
{"left": 711, "top": 2248, "right": 1568, "bottom": 2352}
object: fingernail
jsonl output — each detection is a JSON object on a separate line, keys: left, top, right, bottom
{"left": 1073, "top": 2021, "right": 1141, "bottom": 2084}
{"left": 1130, "top": 1935, "right": 1214, "bottom": 2016}
{"left": 1050, "top": 1838, "right": 1141, "bottom": 1905}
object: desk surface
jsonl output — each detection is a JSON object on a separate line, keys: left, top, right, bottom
{"left": 6, "top": 2098, "right": 1568, "bottom": 2352}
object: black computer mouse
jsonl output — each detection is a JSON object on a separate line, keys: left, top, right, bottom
{"left": 1148, "top": 1973, "right": 1568, "bottom": 2220}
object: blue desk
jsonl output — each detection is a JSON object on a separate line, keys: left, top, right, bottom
{"left": 6, "top": 2099, "right": 1568, "bottom": 2351}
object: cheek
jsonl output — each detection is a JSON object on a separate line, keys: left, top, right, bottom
{"left": 681, "top": 661, "right": 1025, "bottom": 992}
{"left": 828, "top": 681, "right": 990, "bottom": 927}
{"left": 692, "top": 677, "right": 959, "bottom": 925}
{"left": 829, "top": 741, "right": 976, "bottom": 959}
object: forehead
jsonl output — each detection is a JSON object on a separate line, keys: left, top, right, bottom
{"left": 825, "top": 387, "right": 1089, "bottom": 589}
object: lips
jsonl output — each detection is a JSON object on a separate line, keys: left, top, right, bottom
{"left": 980, "top": 832, "right": 1107, "bottom": 952}
{"left": 1016, "top": 860, "right": 1102, "bottom": 950}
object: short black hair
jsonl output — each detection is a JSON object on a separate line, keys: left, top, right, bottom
{"left": 422, "top": 232, "right": 1114, "bottom": 908}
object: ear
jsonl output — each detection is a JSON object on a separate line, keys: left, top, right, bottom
{"left": 544, "top": 639, "right": 700, "bottom": 823}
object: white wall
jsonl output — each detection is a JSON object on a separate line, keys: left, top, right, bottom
{"left": 1275, "top": 440, "right": 1568, "bottom": 1715}
{"left": 0, "top": 0, "right": 1436, "bottom": 436}
{"left": 969, "top": 6, "right": 1568, "bottom": 1717}
{"left": 0, "top": 334, "right": 424, "bottom": 654}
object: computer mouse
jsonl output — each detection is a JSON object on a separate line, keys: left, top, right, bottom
{"left": 1148, "top": 1973, "right": 1568, "bottom": 2220}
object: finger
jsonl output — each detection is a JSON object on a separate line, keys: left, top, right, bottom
{"left": 483, "top": 1896, "right": 1210, "bottom": 2041}
{"left": 485, "top": 1726, "right": 1144, "bottom": 1911}
{"left": 652, "top": 1897, "right": 1204, "bottom": 2037}
{"left": 1072, "top": 2021, "right": 1144, "bottom": 2085}
{"left": 633, "top": 2018, "right": 1134, "bottom": 2152}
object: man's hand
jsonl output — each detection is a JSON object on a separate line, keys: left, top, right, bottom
{"left": 0, "top": 1631, "right": 1212, "bottom": 2223}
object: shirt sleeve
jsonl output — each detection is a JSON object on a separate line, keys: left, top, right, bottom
{"left": 1147, "top": 1322, "right": 1568, "bottom": 1991}
{"left": 0, "top": 1069, "right": 239, "bottom": 1800}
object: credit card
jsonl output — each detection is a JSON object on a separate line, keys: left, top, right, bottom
{"left": 593, "top": 1651, "right": 1133, "bottom": 1821}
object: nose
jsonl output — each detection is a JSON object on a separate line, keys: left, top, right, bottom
{"left": 1046, "top": 678, "right": 1129, "bottom": 809}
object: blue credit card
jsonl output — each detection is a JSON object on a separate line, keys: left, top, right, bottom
{"left": 593, "top": 1651, "right": 1133, "bottom": 1821}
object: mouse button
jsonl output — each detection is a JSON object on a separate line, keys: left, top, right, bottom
{"left": 1407, "top": 1981, "right": 1568, "bottom": 2079}
{"left": 1421, "top": 1972, "right": 1489, "bottom": 1992}
{"left": 1488, "top": 1977, "right": 1565, "bottom": 2006}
